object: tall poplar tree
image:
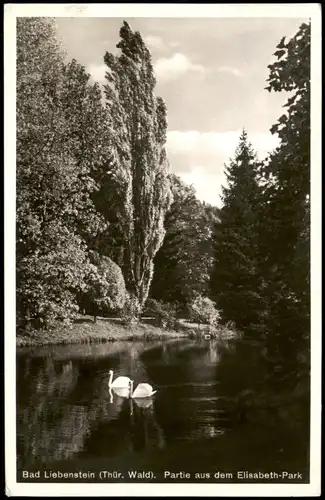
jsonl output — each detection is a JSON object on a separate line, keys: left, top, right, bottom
{"left": 103, "top": 21, "right": 172, "bottom": 315}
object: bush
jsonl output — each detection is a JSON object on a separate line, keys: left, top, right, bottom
{"left": 120, "top": 292, "right": 141, "bottom": 325}
{"left": 144, "top": 298, "right": 177, "bottom": 329}
{"left": 17, "top": 231, "right": 92, "bottom": 331}
{"left": 188, "top": 294, "right": 221, "bottom": 328}
{"left": 85, "top": 252, "right": 126, "bottom": 319}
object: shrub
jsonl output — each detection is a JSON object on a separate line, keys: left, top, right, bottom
{"left": 144, "top": 298, "right": 177, "bottom": 329}
{"left": 86, "top": 252, "right": 126, "bottom": 320}
{"left": 120, "top": 292, "right": 141, "bottom": 325}
{"left": 189, "top": 294, "right": 221, "bottom": 328}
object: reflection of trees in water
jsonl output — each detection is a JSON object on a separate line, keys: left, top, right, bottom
{"left": 17, "top": 342, "right": 167, "bottom": 468}
{"left": 129, "top": 398, "right": 165, "bottom": 452}
{"left": 78, "top": 394, "right": 133, "bottom": 459}
{"left": 140, "top": 340, "right": 226, "bottom": 446}
{"left": 19, "top": 356, "right": 78, "bottom": 397}
{"left": 18, "top": 355, "right": 131, "bottom": 467}
{"left": 17, "top": 338, "right": 309, "bottom": 472}
{"left": 17, "top": 339, "right": 234, "bottom": 470}
{"left": 78, "top": 390, "right": 166, "bottom": 460}
{"left": 19, "top": 403, "right": 91, "bottom": 466}
{"left": 17, "top": 357, "right": 88, "bottom": 467}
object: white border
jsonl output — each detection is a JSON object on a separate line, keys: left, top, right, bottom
{"left": 4, "top": 3, "right": 322, "bottom": 497}
{"left": 2, "top": 3, "right": 323, "bottom": 18}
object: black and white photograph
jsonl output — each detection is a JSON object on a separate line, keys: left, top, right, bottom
{"left": 4, "top": 3, "right": 321, "bottom": 497}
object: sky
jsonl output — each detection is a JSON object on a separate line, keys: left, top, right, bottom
{"left": 55, "top": 17, "right": 306, "bottom": 207}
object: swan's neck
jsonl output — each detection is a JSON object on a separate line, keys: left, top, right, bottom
{"left": 108, "top": 371, "right": 113, "bottom": 387}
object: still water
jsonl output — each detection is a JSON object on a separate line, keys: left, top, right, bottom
{"left": 16, "top": 337, "right": 309, "bottom": 483}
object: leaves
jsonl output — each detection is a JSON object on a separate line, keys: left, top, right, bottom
{"left": 211, "top": 130, "right": 266, "bottom": 331}
{"left": 189, "top": 294, "right": 221, "bottom": 326}
{"left": 278, "top": 36, "right": 287, "bottom": 49}
{"left": 16, "top": 18, "right": 111, "bottom": 329}
{"left": 259, "top": 22, "right": 310, "bottom": 348}
{"left": 103, "top": 22, "right": 172, "bottom": 313}
{"left": 274, "top": 49, "right": 286, "bottom": 59}
{"left": 150, "top": 174, "right": 219, "bottom": 309}
{"left": 85, "top": 252, "right": 126, "bottom": 313}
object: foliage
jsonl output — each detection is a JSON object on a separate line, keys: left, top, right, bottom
{"left": 18, "top": 225, "right": 92, "bottom": 330}
{"left": 16, "top": 19, "right": 81, "bottom": 328}
{"left": 59, "top": 59, "right": 109, "bottom": 243}
{"left": 150, "top": 174, "right": 219, "bottom": 310}
{"left": 144, "top": 298, "right": 178, "bottom": 329}
{"left": 120, "top": 292, "right": 142, "bottom": 326}
{"left": 259, "top": 22, "right": 310, "bottom": 349}
{"left": 16, "top": 18, "right": 311, "bottom": 351}
{"left": 210, "top": 130, "right": 266, "bottom": 332}
{"left": 188, "top": 294, "right": 221, "bottom": 327}
{"left": 61, "top": 60, "right": 121, "bottom": 262}
{"left": 83, "top": 252, "right": 126, "bottom": 319}
{"left": 16, "top": 18, "right": 108, "bottom": 329}
{"left": 103, "top": 21, "right": 173, "bottom": 315}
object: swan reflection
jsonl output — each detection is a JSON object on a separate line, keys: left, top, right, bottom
{"left": 109, "top": 388, "right": 154, "bottom": 410}
{"left": 133, "top": 398, "right": 154, "bottom": 410}
{"left": 109, "top": 387, "right": 154, "bottom": 416}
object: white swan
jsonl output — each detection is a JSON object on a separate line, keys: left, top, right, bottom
{"left": 130, "top": 380, "right": 157, "bottom": 398}
{"left": 109, "top": 387, "right": 114, "bottom": 404}
{"left": 111, "top": 386, "right": 130, "bottom": 398}
{"left": 108, "top": 370, "right": 131, "bottom": 389}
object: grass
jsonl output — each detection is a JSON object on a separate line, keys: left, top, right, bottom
{"left": 16, "top": 316, "right": 239, "bottom": 347}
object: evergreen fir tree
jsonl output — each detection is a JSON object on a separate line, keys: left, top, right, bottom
{"left": 211, "top": 130, "right": 266, "bottom": 333}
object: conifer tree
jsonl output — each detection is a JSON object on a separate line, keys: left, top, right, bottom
{"left": 211, "top": 130, "right": 265, "bottom": 333}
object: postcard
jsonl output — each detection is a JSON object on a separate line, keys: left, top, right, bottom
{"left": 4, "top": 3, "right": 322, "bottom": 497}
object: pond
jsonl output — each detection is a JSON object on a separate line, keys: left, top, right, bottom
{"left": 16, "top": 337, "right": 310, "bottom": 483}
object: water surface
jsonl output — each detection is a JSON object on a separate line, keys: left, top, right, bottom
{"left": 16, "top": 337, "right": 309, "bottom": 483}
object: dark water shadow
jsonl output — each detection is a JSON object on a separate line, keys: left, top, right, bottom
{"left": 16, "top": 337, "right": 310, "bottom": 483}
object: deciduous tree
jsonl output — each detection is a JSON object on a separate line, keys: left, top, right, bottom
{"left": 103, "top": 21, "right": 172, "bottom": 316}
{"left": 260, "top": 22, "right": 310, "bottom": 348}
{"left": 16, "top": 18, "right": 107, "bottom": 329}
{"left": 150, "top": 174, "right": 219, "bottom": 311}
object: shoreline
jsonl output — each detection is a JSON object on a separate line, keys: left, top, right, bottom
{"left": 16, "top": 316, "right": 238, "bottom": 348}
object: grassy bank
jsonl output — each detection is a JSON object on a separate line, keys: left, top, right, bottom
{"left": 16, "top": 316, "right": 183, "bottom": 347}
{"left": 16, "top": 316, "right": 239, "bottom": 347}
